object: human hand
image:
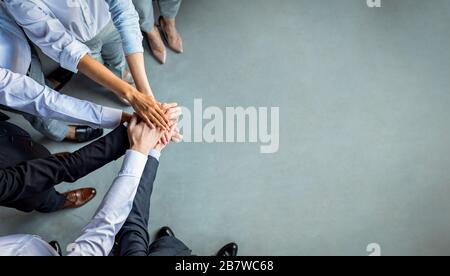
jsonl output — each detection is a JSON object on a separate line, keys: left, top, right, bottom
{"left": 128, "top": 115, "right": 163, "bottom": 155}
{"left": 155, "top": 126, "right": 183, "bottom": 153}
{"left": 128, "top": 91, "right": 170, "bottom": 131}
{"left": 160, "top": 103, "right": 182, "bottom": 145}
{"left": 121, "top": 112, "right": 133, "bottom": 124}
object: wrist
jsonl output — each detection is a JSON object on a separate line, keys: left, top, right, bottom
{"left": 122, "top": 84, "right": 137, "bottom": 102}
{"left": 121, "top": 112, "right": 133, "bottom": 124}
{"left": 136, "top": 86, "right": 153, "bottom": 97}
{"left": 131, "top": 145, "right": 150, "bottom": 156}
{"left": 154, "top": 143, "right": 165, "bottom": 153}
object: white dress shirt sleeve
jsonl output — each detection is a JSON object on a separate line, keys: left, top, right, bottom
{"left": 0, "top": 235, "right": 59, "bottom": 256}
{"left": 4, "top": 0, "right": 90, "bottom": 73}
{"left": 0, "top": 68, "right": 122, "bottom": 129}
{"left": 66, "top": 150, "right": 160, "bottom": 256}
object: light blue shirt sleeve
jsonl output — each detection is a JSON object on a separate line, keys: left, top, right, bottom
{"left": 0, "top": 68, "right": 123, "bottom": 129}
{"left": 105, "top": 0, "right": 144, "bottom": 55}
{"left": 3, "top": 0, "right": 90, "bottom": 73}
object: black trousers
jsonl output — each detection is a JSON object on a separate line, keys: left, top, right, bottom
{"left": 0, "top": 122, "right": 129, "bottom": 213}
{"left": 0, "top": 111, "right": 9, "bottom": 122}
{"left": 113, "top": 157, "right": 192, "bottom": 256}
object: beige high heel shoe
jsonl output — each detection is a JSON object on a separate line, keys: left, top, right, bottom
{"left": 158, "top": 16, "right": 184, "bottom": 54}
{"left": 145, "top": 26, "right": 167, "bottom": 64}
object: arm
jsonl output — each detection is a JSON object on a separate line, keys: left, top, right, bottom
{"left": 126, "top": 53, "right": 154, "bottom": 97}
{"left": 0, "top": 126, "right": 129, "bottom": 204}
{"left": 77, "top": 56, "right": 169, "bottom": 129}
{"left": 3, "top": 0, "right": 90, "bottom": 73}
{"left": 4, "top": 0, "right": 169, "bottom": 129}
{"left": 105, "top": 0, "right": 154, "bottom": 97}
{"left": 67, "top": 116, "right": 163, "bottom": 256}
{"left": 0, "top": 68, "right": 123, "bottom": 129}
{"left": 67, "top": 151, "right": 161, "bottom": 256}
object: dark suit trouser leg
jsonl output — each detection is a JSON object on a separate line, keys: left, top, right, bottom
{"left": 147, "top": 236, "right": 192, "bottom": 256}
{"left": 10, "top": 189, "right": 66, "bottom": 213}
{"left": 115, "top": 158, "right": 192, "bottom": 256}
{"left": 0, "top": 122, "right": 65, "bottom": 212}
{"left": 0, "top": 124, "right": 129, "bottom": 213}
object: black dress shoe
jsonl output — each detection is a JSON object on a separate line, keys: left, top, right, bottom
{"left": 217, "top": 243, "right": 238, "bottom": 257}
{"left": 48, "top": 241, "right": 62, "bottom": 256}
{"left": 0, "top": 111, "right": 10, "bottom": 122}
{"left": 156, "top": 226, "right": 176, "bottom": 240}
{"left": 47, "top": 67, "right": 75, "bottom": 91}
{"left": 74, "top": 126, "right": 104, "bottom": 143}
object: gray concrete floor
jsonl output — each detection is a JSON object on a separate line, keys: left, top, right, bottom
{"left": 2, "top": 0, "right": 450, "bottom": 256}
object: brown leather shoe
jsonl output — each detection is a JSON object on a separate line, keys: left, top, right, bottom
{"left": 62, "top": 188, "right": 97, "bottom": 209}
{"left": 52, "top": 152, "right": 71, "bottom": 158}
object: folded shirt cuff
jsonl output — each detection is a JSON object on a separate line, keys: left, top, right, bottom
{"left": 120, "top": 150, "right": 148, "bottom": 177}
{"left": 100, "top": 107, "right": 123, "bottom": 129}
{"left": 149, "top": 149, "right": 161, "bottom": 161}
{"left": 122, "top": 32, "right": 144, "bottom": 55}
{"left": 60, "top": 40, "right": 90, "bottom": 73}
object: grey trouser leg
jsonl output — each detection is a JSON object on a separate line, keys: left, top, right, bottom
{"left": 158, "top": 0, "right": 182, "bottom": 19}
{"left": 133, "top": 0, "right": 156, "bottom": 33}
{"left": 22, "top": 49, "right": 69, "bottom": 142}
{"left": 84, "top": 20, "right": 130, "bottom": 81}
{"left": 133, "top": 0, "right": 182, "bottom": 33}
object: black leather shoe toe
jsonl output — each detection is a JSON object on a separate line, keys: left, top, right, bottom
{"left": 0, "top": 111, "right": 10, "bottom": 122}
{"left": 217, "top": 243, "right": 238, "bottom": 257}
{"left": 48, "top": 241, "right": 62, "bottom": 256}
{"left": 156, "top": 226, "right": 176, "bottom": 240}
{"left": 75, "top": 126, "right": 104, "bottom": 143}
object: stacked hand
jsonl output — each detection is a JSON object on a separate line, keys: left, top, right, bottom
{"left": 157, "top": 103, "right": 183, "bottom": 152}
{"left": 127, "top": 115, "right": 164, "bottom": 156}
{"left": 123, "top": 101, "right": 182, "bottom": 154}
{"left": 129, "top": 91, "right": 171, "bottom": 131}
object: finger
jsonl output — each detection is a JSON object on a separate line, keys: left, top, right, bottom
{"left": 154, "top": 105, "right": 170, "bottom": 125}
{"left": 129, "top": 115, "right": 137, "bottom": 129}
{"left": 170, "top": 123, "right": 176, "bottom": 133}
{"left": 171, "top": 127, "right": 181, "bottom": 143}
{"left": 164, "top": 132, "right": 170, "bottom": 145}
{"left": 147, "top": 103, "right": 168, "bottom": 128}
{"left": 152, "top": 109, "right": 170, "bottom": 130}
{"left": 166, "top": 102, "right": 178, "bottom": 108}
{"left": 159, "top": 135, "right": 166, "bottom": 145}
{"left": 151, "top": 112, "right": 168, "bottom": 131}
{"left": 143, "top": 109, "right": 161, "bottom": 128}
{"left": 142, "top": 120, "right": 153, "bottom": 132}
{"left": 172, "top": 134, "right": 183, "bottom": 143}
{"left": 168, "top": 109, "right": 182, "bottom": 120}
{"left": 164, "top": 103, "right": 178, "bottom": 113}
{"left": 167, "top": 107, "right": 182, "bottom": 116}
{"left": 142, "top": 114, "right": 156, "bottom": 129}
{"left": 158, "top": 131, "right": 165, "bottom": 142}
{"left": 168, "top": 119, "right": 176, "bottom": 128}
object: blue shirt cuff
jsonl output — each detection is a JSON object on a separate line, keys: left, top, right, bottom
{"left": 60, "top": 40, "right": 90, "bottom": 73}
